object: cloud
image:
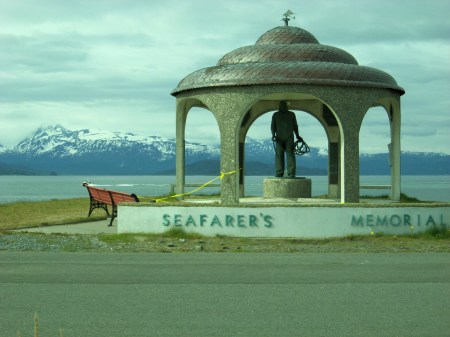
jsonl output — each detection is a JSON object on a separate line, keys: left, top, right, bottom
{"left": 0, "top": 0, "right": 449, "bottom": 155}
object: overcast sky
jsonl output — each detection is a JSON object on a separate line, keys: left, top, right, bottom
{"left": 0, "top": 0, "right": 449, "bottom": 154}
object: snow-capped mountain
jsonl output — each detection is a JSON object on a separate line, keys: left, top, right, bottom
{"left": 13, "top": 124, "right": 218, "bottom": 160}
{"left": 0, "top": 125, "right": 448, "bottom": 175}
{"left": 0, "top": 125, "right": 220, "bottom": 174}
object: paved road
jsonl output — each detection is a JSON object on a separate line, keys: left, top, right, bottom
{"left": 1, "top": 252, "right": 449, "bottom": 337}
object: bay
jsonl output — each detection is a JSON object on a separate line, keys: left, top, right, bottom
{"left": 0, "top": 175, "right": 449, "bottom": 204}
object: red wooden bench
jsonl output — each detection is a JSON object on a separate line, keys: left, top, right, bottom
{"left": 83, "top": 182, "right": 141, "bottom": 226}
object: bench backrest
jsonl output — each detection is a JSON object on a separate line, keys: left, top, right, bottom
{"left": 110, "top": 191, "right": 139, "bottom": 204}
{"left": 84, "top": 183, "right": 139, "bottom": 205}
{"left": 87, "top": 186, "right": 114, "bottom": 205}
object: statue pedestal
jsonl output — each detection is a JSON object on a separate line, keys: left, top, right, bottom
{"left": 263, "top": 177, "right": 312, "bottom": 198}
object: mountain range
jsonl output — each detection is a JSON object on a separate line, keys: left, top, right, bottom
{"left": 0, "top": 125, "right": 449, "bottom": 175}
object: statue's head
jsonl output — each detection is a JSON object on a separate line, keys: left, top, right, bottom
{"left": 279, "top": 101, "right": 288, "bottom": 112}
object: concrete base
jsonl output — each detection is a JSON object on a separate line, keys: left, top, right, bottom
{"left": 263, "top": 177, "right": 312, "bottom": 198}
{"left": 118, "top": 202, "right": 450, "bottom": 238}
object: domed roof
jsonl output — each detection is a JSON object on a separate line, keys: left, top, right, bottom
{"left": 255, "top": 26, "right": 319, "bottom": 44}
{"left": 171, "top": 26, "right": 404, "bottom": 95}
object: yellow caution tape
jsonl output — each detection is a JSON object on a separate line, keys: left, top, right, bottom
{"left": 155, "top": 169, "right": 240, "bottom": 202}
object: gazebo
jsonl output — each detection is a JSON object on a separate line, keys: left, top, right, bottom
{"left": 171, "top": 19, "right": 405, "bottom": 205}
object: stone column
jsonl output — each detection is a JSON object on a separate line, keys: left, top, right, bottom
{"left": 327, "top": 93, "right": 367, "bottom": 204}
{"left": 239, "top": 140, "right": 245, "bottom": 197}
{"left": 218, "top": 120, "right": 240, "bottom": 205}
{"left": 390, "top": 102, "right": 401, "bottom": 201}
{"left": 328, "top": 140, "right": 339, "bottom": 198}
{"left": 322, "top": 105, "right": 340, "bottom": 199}
{"left": 175, "top": 102, "right": 187, "bottom": 197}
{"left": 340, "top": 126, "right": 360, "bottom": 203}
{"left": 198, "top": 90, "right": 256, "bottom": 205}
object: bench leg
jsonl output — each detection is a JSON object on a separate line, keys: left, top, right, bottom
{"left": 108, "top": 205, "right": 117, "bottom": 227}
{"left": 88, "top": 199, "right": 110, "bottom": 217}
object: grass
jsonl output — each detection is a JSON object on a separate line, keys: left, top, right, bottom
{"left": 16, "top": 313, "right": 66, "bottom": 337}
{"left": 0, "top": 198, "right": 106, "bottom": 231}
{"left": 99, "top": 228, "right": 206, "bottom": 244}
{"left": 162, "top": 226, "right": 206, "bottom": 239}
{"left": 399, "top": 193, "right": 422, "bottom": 202}
{"left": 422, "top": 224, "right": 450, "bottom": 239}
{"left": 360, "top": 192, "right": 423, "bottom": 202}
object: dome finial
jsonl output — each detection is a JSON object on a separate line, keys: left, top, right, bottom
{"left": 282, "top": 10, "right": 295, "bottom": 26}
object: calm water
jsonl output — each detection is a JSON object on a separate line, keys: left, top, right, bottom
{"left": 0, "top": 175, "right": 449, "bottom": 204}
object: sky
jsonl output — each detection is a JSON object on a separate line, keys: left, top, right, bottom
{"left": 0, "top": 0, "right": 449, "bottom": 154}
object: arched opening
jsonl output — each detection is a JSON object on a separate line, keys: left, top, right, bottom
{"left": 183, "top": 106, "right": 221, "bottom": 195}
{"left": 185, "top": 107, "right": 220, "bottom": 147}
{"left": 243, "top": 108, "right": 329, "bottom": 197}
{"left": 359, "top": 106, "right": 392, "bottom": 198}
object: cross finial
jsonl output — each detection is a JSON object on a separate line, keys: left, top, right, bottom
{"left": 282, "top": 10, "right": 295, "bottom": 26}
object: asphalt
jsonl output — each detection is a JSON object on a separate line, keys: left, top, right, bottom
{"left": 1, "top": 252, "right": 449, "bottom": 337}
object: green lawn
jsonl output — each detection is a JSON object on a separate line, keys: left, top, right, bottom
{"left": 0, "top": 195, "right": 160, "bottom": 231}
{"left": 0, "top": 198, "right": 106, "bottom": 230}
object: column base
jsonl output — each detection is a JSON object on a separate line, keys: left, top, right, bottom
{"left": 263, "top": 177, "right": 312, "bottom": 198}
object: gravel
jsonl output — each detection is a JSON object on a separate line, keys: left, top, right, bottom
{"left": 0, "top": 233, "right": 110, "bottom": 252}
{"left": 1, "top": 232, "right": 449, "bottom": 253}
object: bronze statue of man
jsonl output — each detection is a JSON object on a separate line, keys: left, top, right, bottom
{"left": 271, "top": 101, "right": 302, "bottom": 177}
